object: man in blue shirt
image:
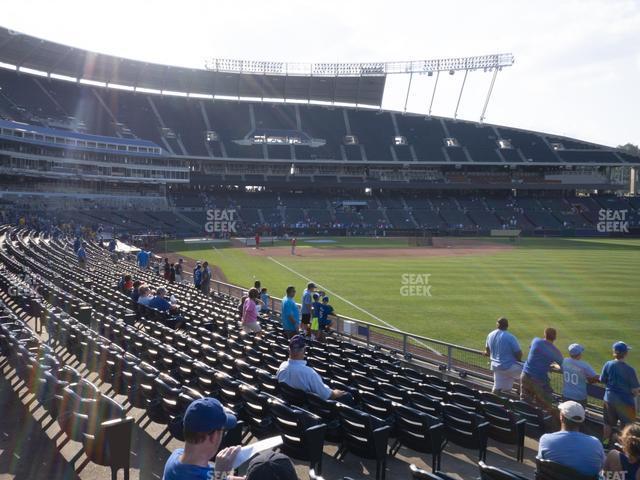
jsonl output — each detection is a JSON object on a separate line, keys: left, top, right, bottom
{"left": 300, "top": 282, "right": 316, "bottom": 337}
{"left": 521, "top": 327, "right": 564, "bottom": 419}
{"left": 281, "top": 286, "right": 300, "bottom": 339}
{"left": 193, "top": 262, "right": 202, "bottom": 290}
{"left": 137, "top": 249, "right": 149, "bottom": 269}
{"left": 561, "top": 343, "right": 598, "bottom": 406}
{"left": 162, "top": 397, "right": 242, "bottom": 480}
{"left": 484, "top": 317, "right": 523, "bottom": 394}
{"left": 537, "top": 401, "right": 604, "bottom": 476}
{"left": 277, "top": 335, "right": 351, "bottom": 403}
{"left": 601, "top": 341, "right": 640, "bottom": 447}
{"left": 148, "top": 287, "right": 172, "bottom": 312}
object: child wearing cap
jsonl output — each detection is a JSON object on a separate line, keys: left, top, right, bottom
{"left": 163, "top": 397, "right": 244, "bottom": 480}
{"left": 601, "top": 341, "right": 640, "bottom": 448}
{"left": 317, "top": 296, "right": 334, "bottom": 342}
{"left": 561, "top": 343, "right": 599, "bottom": 406}
{"left": 310, "top": 293, "right": 322, "bottom": 340}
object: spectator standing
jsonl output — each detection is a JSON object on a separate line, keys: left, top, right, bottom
{"left": 137, "top": 249, "right": 149, "bottom": 269}
{"left": 561, "top": 343, "right": 599, "bottom": 406}
{"left": 603, "top": 423, "right": 640, "bottom": 480}
{"left": 77, "top": 242, "right": 87, "bottom": 268}
{"left": 163, "top": 258, "right": 171, "bottom": 280}
{"left": 201, "top": 261, "right": 212, "bottom": 295}
{"left": 73, "top": 236, "right": 81, "bottom": 253}
{"left": 281, "top": 286, "right": 300, "bottom": 339}
{"left": 169, "top": 263, "right": 176, "bottom": 283}
{"left": 300, "top": 282, "right": 316, "bottom": 337}
{"left": 162, "top": 398, "right": 243, "bottom": 480}
{"left": 241, "top": 288, "right": 262, "bottom": 335}
{"left": 601, "top": 341, "right": 640, "bottom": 447}
{"left": 193, "top": 262, "right": 202, "bottom": 291}
{"left": 318, "top": 296, "right": 334, "bottom": 331}
{"left": 484, "top": 317, "right": 523, "bottom": 394}
{"left": 260, "top": 287, "right": 270, "bottom": 313}
{"left": 521, "top": 328, "right": 563, "bottom": 418}
{"left": 277, "top": 335, "right": 352, "bottom": 403}
{"left": 175, "top": 258, "right": 184, "bottom": 283}
{"left": 537, "top": 401, "right": 604, "bottom": 477}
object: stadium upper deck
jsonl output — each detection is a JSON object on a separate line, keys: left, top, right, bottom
{"left": 0, "top": 26, "right": 636, "bottom": 168}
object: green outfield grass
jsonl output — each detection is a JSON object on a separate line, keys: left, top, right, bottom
{"left": 168, "top": 237, "right": 640, "bottom": 368}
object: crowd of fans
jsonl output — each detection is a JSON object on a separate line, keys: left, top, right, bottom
{"left": 106, "top": 239, "right": 640, "bottom": 479}
{"left": 485, "top": 317, "right": 639, "bottom": 477}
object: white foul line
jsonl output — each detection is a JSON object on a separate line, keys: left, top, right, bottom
{"left": 266, "top": 256, "right": 436, "bottom": 355}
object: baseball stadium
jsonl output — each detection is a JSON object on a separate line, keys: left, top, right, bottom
{"left": 0, "top": 5, "right": 639, "bottom": 480}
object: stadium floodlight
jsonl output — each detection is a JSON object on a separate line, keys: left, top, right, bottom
{"left": 205, "top": 53, "right": 514, "bottom": 77}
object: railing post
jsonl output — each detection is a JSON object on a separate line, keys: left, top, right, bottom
{"left": 366, "top": 324, "right": 370, "bottom": 347}
{"left": 402, "top": 334, "right": 408, "bottom": 357}
{"left": 447, "top": 345, "right": 453, "bottom": 371}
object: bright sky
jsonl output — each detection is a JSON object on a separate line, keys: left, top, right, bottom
{"left": 2, "top": 0, "right": 639, "bottom": 147}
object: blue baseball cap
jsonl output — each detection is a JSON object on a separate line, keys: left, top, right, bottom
{"left": 568, "top": 344, "right": 585, "bottom": 356}
{"left": 183, "top": 397, "right": 237, "bottom": 433}
{"left": 613, "top": 341, "right": 631, "bottom": 354}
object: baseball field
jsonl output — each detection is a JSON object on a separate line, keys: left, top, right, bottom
{"left": 166, "top": 236, "right": 640, "bottom": 369}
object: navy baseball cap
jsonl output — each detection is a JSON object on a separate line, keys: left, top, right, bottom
{"left": 613, "top": 341, "right": 631, "bottom": 354}
{"left": 289, "top": 335, "right": 306, "bottom": 351}
{"left": 183, "top": 398, "right": 237, "bottom": 433}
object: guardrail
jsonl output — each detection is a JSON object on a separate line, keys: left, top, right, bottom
{"left": 210, "top": 277, "right": 492, "bottom": 381}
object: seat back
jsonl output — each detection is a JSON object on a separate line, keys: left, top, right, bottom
{"left": 278, "top": 381, "right": 308, "bottom": 407}
{"left": 535, "top": 458, "right": 598, "bottom": 480}
{"left": 478, "top": 461, "right": 531, "bottom": 480}
{"left": 336, "top": 404, "right": 389, "bottom": 461}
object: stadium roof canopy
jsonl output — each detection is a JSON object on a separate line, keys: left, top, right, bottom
{"left": 0, "top": 27, "right": 514, "bottom": 110}
{"left": 0, "top": 26, "right": 387, "bottom": 106}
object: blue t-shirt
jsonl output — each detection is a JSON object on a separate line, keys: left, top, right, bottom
{"left": 137, "top": 250, "right": 149, "bottom": 267}
{"left": 601, "top": 360, "right": 640, "bottom": 406}
{"left": 562, "top": 357, "right": 597, "bottom": 401}
{"left": 162, "top": 448, "right": 213, "bottom": 480}
{"left": 77, "top": 248, "right": 86, "bottom": 260}
{"left": 148, "top": 296, "right": 172, "bottom": 312}
{"left": 281, "top": 296, "right": 300, "bottom": 331}
{"left": 319, "top": 304, "right": 334, "bottom": 326}
{"left": 522, "top": 337, "right": 563, "bottom": 382}
{"left": 260, "top": 293, "right": 270, "bottom": 311}
{"left": 312, "top": 301, "right": 322, "bottom": 318}
{"left": 485, "top": 329, "right": 521, "bottom": 371}
{"left": 301, "top": 289, "right": 313, "bottom": 315}
{"left": 538, "top": 431, "right": 604, "bottom": 476}
{"left": 193, "top": 268, "right": 202, "bottom": 286}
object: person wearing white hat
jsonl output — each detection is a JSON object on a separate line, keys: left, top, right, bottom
{"left": 537, "top": 400, "right": 604, "bottom": 476}
{"left": 561, "top": 343, "right": 599, "bottom": 406}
